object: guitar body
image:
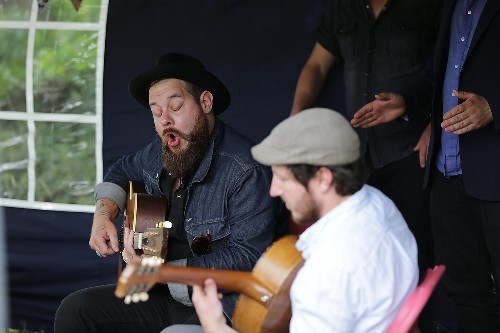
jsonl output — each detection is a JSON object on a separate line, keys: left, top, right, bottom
{"left": 115, "top": 235, "right": 304, "bottom": 333}
{"left": 232, "top": 235, "right": 304, "bottom": 333}
{"left": 126, "top": 192, "right": 168, "bottom": 231}
{"left": 122, "top": 181, "right": 169, "bottom": 258}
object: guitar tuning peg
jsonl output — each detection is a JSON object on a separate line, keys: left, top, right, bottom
{"left": 124, "top": 295, "right": 132, "bottom": 305}
{"left": 139, "top": 292, "right": 149, "bottom": 302}
{"left": 132, "top": 293, "right": 141, "bottom": 303}
{"left": 156, "top": 221, "right": 172, "bottom": 228}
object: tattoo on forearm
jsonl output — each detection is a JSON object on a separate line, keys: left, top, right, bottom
{"left": 97, "top": 211, "right": 112, "bottom": 218}
{"left": 96, "top": 200, "right": 106, "bottom": 210}
{"left": 94, "top": 199, "right": 119, "bottom": 220}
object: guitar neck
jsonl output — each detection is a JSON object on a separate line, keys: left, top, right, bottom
{"left": 116, "top": 264, "right": 274, "bottom": 306}
{"left": 159, "top": 265, "right": 274, "bottom": 305}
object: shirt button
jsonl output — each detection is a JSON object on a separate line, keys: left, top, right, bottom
{"left": 454, "top": 64, "right": 458, "bottom": 69}
{"left": 461, "top": 37, "right": 465, "bottom": 42}
{"left": 467, "top": 10, "right": 472, "bottom": 15}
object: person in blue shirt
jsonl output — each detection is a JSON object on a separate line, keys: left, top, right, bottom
{"left": 352, "top": 1, "right": 500, "bottom": 331}
{"left": 54, "top": 53, "right": 286, "bottom": 333}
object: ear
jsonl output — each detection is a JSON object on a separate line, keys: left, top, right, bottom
{"left": 315, "top": 167, "right": 334, "bottom": 192}
{"left": 200, "top": 91, "right": 214, "bottom": 114}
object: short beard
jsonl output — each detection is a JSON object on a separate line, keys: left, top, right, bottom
{"left": 161, "top": 111, "right": 210, "bottom": 179}
{"left": 291, "top": 192, "right": 320, "bottom": 225}
{"left": 293, "top": 207, "right": 319, "bottom": 225}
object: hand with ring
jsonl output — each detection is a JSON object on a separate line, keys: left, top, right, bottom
{"left": 122, "top": 226, "right": 144, "bottom": 264}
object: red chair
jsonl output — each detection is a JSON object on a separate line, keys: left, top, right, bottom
{"left": 387, "top": 265, "right": 446, "bottom": 333}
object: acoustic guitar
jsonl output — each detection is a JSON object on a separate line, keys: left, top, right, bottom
{"left": 120, "top": 181, "right": 170, "bottom": 258}
{"left": 115, "top": 235, "right": 304, "bottom": 333}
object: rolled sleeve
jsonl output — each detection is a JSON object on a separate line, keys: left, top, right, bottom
{"left": 94, "top": 181, "right": 127, "bottom": 212}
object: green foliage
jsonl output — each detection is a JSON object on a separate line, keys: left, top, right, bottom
{"left": 34, "top": 122, "right": 95, "bottom": 205}
{"left": 33, "top": 29, "right": 98, "bottom": 114}
{"left": 37, "top": 0, "right": 102, "bottom": 23}
{"left": 0, "top": 29, "right": 28, "bottom": 111}
{"left": 0, "top": 0, "right": 32, "bottom": 21}
{"left": 0, "top": 121, "right": 29, "bottom": 200}
{"left": 0, "top": 0, "right": 103, "bottom": 206}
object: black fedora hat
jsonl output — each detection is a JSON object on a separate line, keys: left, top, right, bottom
{"left": 129, "top": 53, "right": 231, "bottom": 115}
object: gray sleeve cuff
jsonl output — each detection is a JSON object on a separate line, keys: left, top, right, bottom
{"left": 94, "top": 182, "right": 127, "bottom": 213}
{"left": 166, "top": 259, "right": 193, "bottom": 307}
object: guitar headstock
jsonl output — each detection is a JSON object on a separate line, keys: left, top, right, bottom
{"left": 115, "top": 256, "right": 163, "bottom": 304}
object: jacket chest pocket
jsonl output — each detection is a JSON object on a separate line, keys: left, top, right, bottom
{"left": 333, "top": 21, "right": 358, "bottom": 60}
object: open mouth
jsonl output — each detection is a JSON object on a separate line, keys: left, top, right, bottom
{"left": 166, "top": 132, "right": 181, "bottom": 148}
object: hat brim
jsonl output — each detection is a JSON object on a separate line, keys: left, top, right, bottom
{"left": 129, "top": 63, "right": 230, "bottom": 115}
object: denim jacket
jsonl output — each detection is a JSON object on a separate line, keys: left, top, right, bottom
{"left": 94, "top": 118, "right": 286, "bottom": 319}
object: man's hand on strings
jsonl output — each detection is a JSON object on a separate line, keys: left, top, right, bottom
{"left": 89, "top": 198, "right": 120, "bottom": 257}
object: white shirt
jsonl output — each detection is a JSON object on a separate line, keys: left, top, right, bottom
{"left": 290, "top": 185, "right": 418, "bottom": 333}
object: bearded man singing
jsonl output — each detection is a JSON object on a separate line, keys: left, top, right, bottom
{"left": 54, "top": 53, "right": 286, "bottom": 333}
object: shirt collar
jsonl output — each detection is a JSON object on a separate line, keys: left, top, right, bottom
{"left": 296, "top": 185, "right": 368, "bottom": 258}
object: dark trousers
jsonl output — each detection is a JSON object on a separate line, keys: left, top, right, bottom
{"left": 54, "top": 283, "right": 199, "bottom": 333}
{"left": 368, "top": 152, "right": 434, "bottom": 274}
{"left": 429, "top": 169, "right": 500, "bottom": 333}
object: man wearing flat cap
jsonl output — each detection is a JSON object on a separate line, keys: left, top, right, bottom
{"left": 174, "top": 108, "right": 419, "bottom": 333}
{"left": 54, "top": 53, "right": 286, "bottom": 332}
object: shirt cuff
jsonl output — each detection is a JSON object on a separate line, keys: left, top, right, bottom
{"left": 94, "top": 182, "right": 127, "bottom": 212}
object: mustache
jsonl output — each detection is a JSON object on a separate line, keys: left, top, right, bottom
{"left": 162, "top": 128, "right": 190, "bottom": 141}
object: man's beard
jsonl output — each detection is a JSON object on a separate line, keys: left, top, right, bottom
{"left": 291, "top": 194, "right": 319, "bottom": 225}
{"left": 160, "top": 111, "right": 210, "bottom": 179}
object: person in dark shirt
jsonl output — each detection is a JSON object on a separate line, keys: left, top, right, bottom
{"left": 291, "top": 0, "right": 442, "bottom": 277}
{"left": 54, "top": 53, "right": 286, "bottom": 333}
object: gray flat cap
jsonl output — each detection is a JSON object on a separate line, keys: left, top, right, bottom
{"left": 251, "top": 108, "right": 360, "bottom": 166}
